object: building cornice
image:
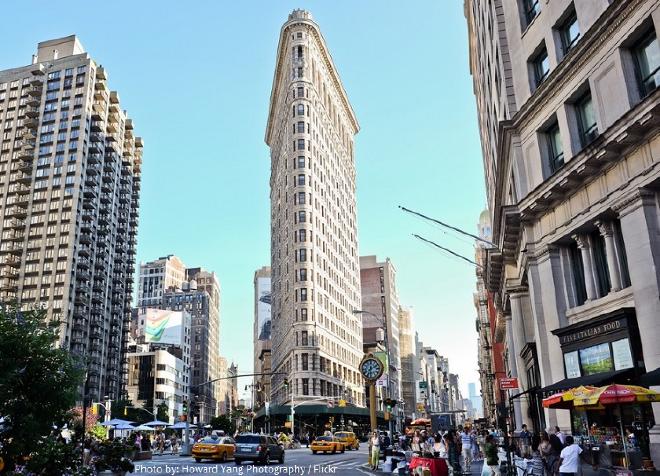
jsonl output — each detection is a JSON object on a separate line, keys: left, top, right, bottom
{"left": 265, "top": 16, "right": 359, "bottom": 146}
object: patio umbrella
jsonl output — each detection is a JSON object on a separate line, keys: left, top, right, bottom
{"left": 114, "top": 422, "right": 135, "bottom": 430}
{"left": 170, "top": 421, "right": 197, "bottom": 429}
{"left": 573, "top": 384, "right": 660, "bottom": 468}
{"left": 542, "top": 386, "right": 598, "bottom": 409}
{"left": 134, "top": 424, "right": 156, "bottom": 431}
{"left": 144, "top": 419, "right": 171, "bottom": 427}
{"left": 100, "top": 418, "right": 134, "bottom": 426}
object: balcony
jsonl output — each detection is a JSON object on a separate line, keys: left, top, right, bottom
{"left": 15, "top": 172, "right": 31, "bottom": 184}
{"left": 8, "top": 218, "right": 25, "bottom": 229}
{"left": 77, "top": 257, "right": 90, "bottom": 269}
{"left": 84, "top": 175, "right": 99, "bottom": 187}
{"left": 24, "top": 105, "right": 40, "bottom": 118}
{"left": 2, "top": 256, "right": 20, "bottom": 268}
{"left": 90, "top": 120, "right": 103, "bottom": 132}
{"left": 7, "top": 243, "right": 23, "bottom": 255}
{"left": 94, "top": 88, "right": 109, "bottom": 103}
{"left": 0, "top": 279, "right": 18, "bottom": 291}
{"left": 11, "top": 184, "right": 30, "bottom": 195}
{"left": 79, "top": 233, "right": 93, "bottom": 244}
{"left": 25, "top": 85, "right": 43, "bottom": 97}
{"left": 25, "top": 95, "right": 40, "bottom": 107}
{"left": 18, "top": 160, "right": 33, "bottom": 172}
{"left": 24, "top": 117, "right": 39, "bottom": 129}
{"left": 88, "top": 153, "right": 102, "bottom": 164}
{"left": 9, "top": 232, "right": 25, "bottom": 242}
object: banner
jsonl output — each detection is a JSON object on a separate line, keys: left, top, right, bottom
{"left": 144, "top": 309, "right": 184, "bottom": 345}
{"left": 257, "top": 277, "right": 272, "bottom": 341}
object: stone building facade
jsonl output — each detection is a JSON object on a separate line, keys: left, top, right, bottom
{"left": 359, "top": 255, "right": 402, "bottom": 411}
{"left": 0, "top": 35, "right": 142, "bottom": 401}
{"left": 466, "top": 0, "right": 660, "bottom": 459}
{"left": 266, "top": 9, "right": 364, "bottom": 406}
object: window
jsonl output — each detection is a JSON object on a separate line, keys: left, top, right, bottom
{"left": 522, "top": 0, "right": 540, "bottom": 26}
{"left": 299, "top": 248, "right": 307, "bottom": 262}
{"left": 590, "top": 230, "right": 610, "bottom": 298}
{"left": 633, "top": 31, "right": 660, "bottom": 98}
{"left": 560, "top": 13, "right": 580, "bottom": 55}
{"left": 297, "top": 139, "right": 305, "bottom": 150}
{"left": 297, "top": 121, "right": 305, "bottom": 133}
{"left": 302, "top": 353, "right": 308, "bottom": 370}
{"left": 579, "top": 343, "right": 613, "bottom": 376}
{"left": 297, "top": 104, "right": 304, "bottom": 116}
{"left": 300, "top": 308, "right": 308, "bottom": 321}
{"left": 568, "top": 242, "right": 587, "bottom": 306}
{"left": 300, "top": 288, "right": 308, "bottom": 301}
{"left": 302, "top": 378, "right": 309, "bottom": 395}
{"left": 297, "top": 174, "right": 305, "bottom": 186}
{"left": 576, "top": 92, "right": 598, "bottom": 147}
{"left": 299, "top": 268, "right": 307, "bottom": 281}
{"left": 297, "top": 156, "right": 305, "bottom": 169}
{"left": 298, "top": 210, "right": 306, "bottom": 222}
{"left": 546, "top": 122, "right": 564, "bottom": 173}
{"left": 532, "top": 47, "right": 550, "bottom": 87}
{"left": 298, "top": 229, "right": 307, "bottom": 242}
{"left": 297, "top": 192, "right": 305, "bottom": 205}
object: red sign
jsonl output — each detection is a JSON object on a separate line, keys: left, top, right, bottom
{"left": 499, "top": 378, "right": 519, "bottom": 390}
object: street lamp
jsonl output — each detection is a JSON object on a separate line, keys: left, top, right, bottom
{"left": 353, "top": 309, "right": 396, "bottom": 434}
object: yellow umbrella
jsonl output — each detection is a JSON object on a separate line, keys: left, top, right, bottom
{"left": 542, "top": 386, "right": 599, "bottom": 409}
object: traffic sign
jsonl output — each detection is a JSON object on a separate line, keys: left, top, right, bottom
{"left": 499, "top": 377, "right": 519, "bottom": 390}
{"left": 338, "top": 399, "right": 346, "bottom": 407}
{"left": 327, "top": 400, "right": 334, "bottom": 408}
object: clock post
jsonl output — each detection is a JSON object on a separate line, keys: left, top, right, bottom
{"left": 360, "top": 353, "right": 384, "bottom": 433}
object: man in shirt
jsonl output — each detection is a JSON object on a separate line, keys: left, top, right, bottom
{"left": 555, "top": 426, "right": 566, "bottom": 445}
{"left": 520, "top": 424, "right": 532, "bottom": 457}
{"left": 461, "top": 426, "right": 473, "bottom": 473}
{"left": 558, "top": 436, "right": 582, "bottom": 476}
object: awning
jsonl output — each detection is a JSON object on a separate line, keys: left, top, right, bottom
{"left": 640, "top": 368, "right": 660, "bottom": 387}
{"left": 541, "top": 369, "right": 636, "bottom": 394}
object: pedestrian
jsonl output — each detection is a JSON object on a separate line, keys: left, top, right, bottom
{"left": 558, "top": 436, "right": 582, "bottom": 476}
{"left": 545, "top": 432, "right": 563, "bottom": 476}
{"left": 554, "top": 426, "right": 566, "bottom": 446}
{"left": 434, "top": 433, "right": 448, "bottom": 459}
{"left": 412, "top": 430, "right": 422, "bottom": 453}
{"left": 520, "top": 424, "right": 532, "bottom": 457}
{"left": 369, "top": 430, "right": 381, "bottom": 470}
{"left": 170, "top": 434, "right": 178, "bottom": 455}
{"left": 446, "top": 430, "right": 461, "bottom": 473}
{"left": 484, "top": 434, "right": 500, "bottom": 476}
{"left": 529, "top": 447, "right": 545, "bottom": 476}
{"left": 461, "top": 427, "right": 474, "bottom": 473}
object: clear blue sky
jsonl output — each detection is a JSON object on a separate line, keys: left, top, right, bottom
{"left": 3, "top": 1, "right": 486, "bottom": 398}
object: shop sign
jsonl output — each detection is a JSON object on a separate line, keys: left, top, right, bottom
{"left": 499, "top": 377, "right": 519, "bottom": 390}
{"left": 558, "top": 319, "right": 625, "bottom": 345}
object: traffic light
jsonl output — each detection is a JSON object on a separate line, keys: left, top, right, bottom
{"left": 91, "top": 403, "right": 97, "bottom": 415}
{"left": 283, "top": 379, "right": 289, "bottom": 389}
{"left": 124, "top": 406, "right": 128, "bottom": 416}
{"left": 182, "top": 400, "right": 188, "bottom": 414}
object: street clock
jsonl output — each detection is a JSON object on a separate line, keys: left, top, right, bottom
{"left": 360, "top": 353, "right": 384, "bottom": 382}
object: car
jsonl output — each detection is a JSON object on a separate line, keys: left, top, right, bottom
{"left": 310, "top": 436, "right": 345, "bottom": 454}
{"left": 192, "top": 435, "right": 235, "bottom": 463}
{"left": 233, "top": 433, "right": 284, "bottom": 465}
{"left": 333, "top": 431, "right": 359, "bottom": 450}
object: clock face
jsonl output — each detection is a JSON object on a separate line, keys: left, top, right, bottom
{"left": 361, "top": 358, "right": 383, "bottom": 380}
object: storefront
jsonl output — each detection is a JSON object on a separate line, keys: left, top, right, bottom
{"left": 545, "top": 309, "right": 655, "bottom": 465}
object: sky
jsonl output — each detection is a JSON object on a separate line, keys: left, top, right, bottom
{"left": 2, "top": 1, "right": 486, "bottom": 398}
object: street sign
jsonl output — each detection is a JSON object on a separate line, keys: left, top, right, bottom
{"left": 499, "top": 377, "right": 519, "bottom": 390}
{"left": 284, "top": 421, "right": 292, "bottom": 428}
{"left": 416, "top": 403, "right": 425, "bottom": 413}
{"left": 338, "top": 399, "right": 346, "bottom": 407}
{"left": 327, "top": 400, "right": 334, "bottom": 408}
{"left": 419, "top": 381, "right": 428, "bottom": 389}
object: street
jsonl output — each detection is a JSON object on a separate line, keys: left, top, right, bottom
{"left": 130, "top": 447, "right": 371, "bottom": 476}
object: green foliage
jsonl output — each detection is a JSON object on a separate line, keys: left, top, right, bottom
{"left": 156, "top": 402, "right": 169, "bottom": 422}
{"left": 91, "top": 439, "right": 135, "bottom": 473}
{"left": 20, "top": 437, "right": 82, "bottom": 476}
{"left": 0, "top": 307, "right": 83, "bottom": 472}
{"left": 90, "top": 423, "right": 108, "bottom": 440}
{"left": 209, "top": 415, "right": 235, "bottom": 434}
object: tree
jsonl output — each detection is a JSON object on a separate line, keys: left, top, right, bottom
{"left": 209, "top": 415, "right": 235, "bottom": 434}
{"left": 0, "top": 307, "right": 83, "bottom": 471}
{"left": 156, "top": 402, "right": 169, "bottom": 423}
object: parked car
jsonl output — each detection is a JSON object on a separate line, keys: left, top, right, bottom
{"left": 310, "top": 436, "right": 345, "bottom": 454}
{"left": 192, "top": 435, "right": 235, "bottom": 463}
{"left": 333, "top": 431, "right": 359, "bottom": 450}
{"left": 233, "top": 433, "right": 284, "bottom": 465}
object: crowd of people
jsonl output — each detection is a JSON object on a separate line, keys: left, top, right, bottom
{"left": 365, "top": 424, "right": 585, "bottom": 476}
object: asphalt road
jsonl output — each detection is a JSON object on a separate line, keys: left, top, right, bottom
{"left": 129, "top": 446, "right": 372, "bottom": 476}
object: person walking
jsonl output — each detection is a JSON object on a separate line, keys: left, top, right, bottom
{"left": 545, "top": 432, "right": 564, "bottom": 476}
{"left": 520, "top": 424, "right": 532, "bottom": 457}
{"left": 369, "top": 430, "right": 381, "bottom": 470}
{"left": 412, "top": 430, "right": 422, "bottom": 454}
{"left": 461, "top": 427, "right": 474, "bottom": 474}
{"left": 484, "top": 434, "right": 500, "bottom": 476}
{"left": 554, "top": 427, "right": 566, "bottom": 446}
{"left": 558, "top": 436, "right": 582, "bottom": 476}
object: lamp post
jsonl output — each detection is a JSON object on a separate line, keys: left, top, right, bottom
{"left": 353, "top": 309, "right": 395, "bottom": 434}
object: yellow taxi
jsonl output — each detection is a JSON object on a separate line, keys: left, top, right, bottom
{"left": 192, "top": 435, "right": 235, "bottom": 463}
{"left": 333, "top": 431, "right": 359, "bottom": 450}
{"left": 311, "top": 436, "right": 345, "bottom": 454}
